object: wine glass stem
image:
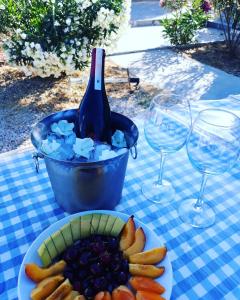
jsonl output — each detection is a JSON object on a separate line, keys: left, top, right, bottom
{"left": 194, "top": 173, "right": 208, "bottom": 209}
{"left": 157, "top": 151, "right": 167, "bottom": 185}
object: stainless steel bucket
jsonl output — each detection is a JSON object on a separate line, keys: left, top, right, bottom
{"left": 31, "top": 109, "right": 138, "bottom": 213}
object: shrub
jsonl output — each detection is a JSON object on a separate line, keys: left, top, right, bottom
{"left": 160, "top": 0, "right": 211, "bottom": 45}
{"left": 3, "top": 0, "right": 130, "bottom": 78}
{"left": 0, "top": 1, "right": 21, "bottom": 33}
{"left": 213, "top": 0, "right": 240, "bottom": 56}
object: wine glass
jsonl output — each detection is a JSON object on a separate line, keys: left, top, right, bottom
{"left": 178, "top": 109, "right": 240, "bottom": 228}
{"left": 142, "top": 92, "right": 192, "bottom": 203}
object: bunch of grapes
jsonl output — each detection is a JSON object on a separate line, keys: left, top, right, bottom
{"left": 61, "top": 235, "right": 130, "bottom": 299}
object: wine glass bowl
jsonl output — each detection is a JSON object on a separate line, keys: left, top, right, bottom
{"left": 142, "top": 93, "right": 191, "bottom": 204}
{"left": 179, "top": 109, "right": 240, "bottom": 228}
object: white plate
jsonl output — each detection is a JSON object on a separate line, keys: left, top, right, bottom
{"left": 18, "top": 210, "right": 173, "bottom": 300}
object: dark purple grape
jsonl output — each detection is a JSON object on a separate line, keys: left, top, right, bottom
{"left": 111, "top": 262, "right": 120, "bottom": 272}
{"left": 92, "top": 241, "right": 105, "bottom": 254}
{"left": 90, "top": 262, "right": 102, "bottom": 275}
{"left": 73, "top": 281, "right": 82, "bottom": 293}
{"left": 107, "top": 237, "right": 119, "bottom": 250}
{"left": 79, "top": 252, "right": 91, "bottom": 266}
{"left": 63, "top": 270, "right": 74, "bottom": 282}
{"left": 121, "top": 259, "right": 129, "bottom": 271}
{"left": 114, "top": 252, "right": 123, "bottom": 261}
{"left": 100, "top": 252, "right": 111, "bottom": 265}
{"left": 118, "top": 271, "right": 128, "bottom": 284}
{"left": 77, "top": 269, "right": 88, "bottom": 280}
{"left": 84, "top": 287, "right": 94, "bottom": 298}
{"left": 82, "top": 278, "right": 93, "bottom": 291}
{"left": 93, "top": 277, "right": 107, "bottom": 291}
{"left": 107, "top": 284, "right": 114, "bottom": 292}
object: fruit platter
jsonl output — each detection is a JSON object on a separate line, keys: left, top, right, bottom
{"left": 18, "top": 210, "right": 172, "bottom": 300}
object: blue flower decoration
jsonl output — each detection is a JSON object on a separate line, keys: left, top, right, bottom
{"left": 41, "top": 139, "right": 61, "bottom": 155}
{"left": 51, "top": 120, "right": 74, "bottom": 136}
{"left": 73, "top": 138, "right": 94, "bottom": 159}
{"left": 112, "top": 130, "right": 127, "bottom": 148}
{"left": 65, "top": 132, "right": 76, "bottom": 145}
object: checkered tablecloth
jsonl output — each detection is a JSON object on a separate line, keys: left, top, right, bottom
{"left": 0, "top": 119, "right": 240, "bottom": 300}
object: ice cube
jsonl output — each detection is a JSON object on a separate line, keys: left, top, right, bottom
{"left": 93, "top": 142, "right": 111, "bottom": 160}
{"left": 73, "top": 138, "right": 94, "bottom": 159}
{"left": 51, "top": 120, "right": 75, "bottom": 136}
{"left": 116, "top": 148, "right": 127, "bottom": 156}
{"left": 112, "top": 130, "right": 127, "bottom": 148}
{"left": 41, "top": 139, "right": 61, "bottom": 155}
{"left": 99, "top": 149, "right": 118, "bottom": 161}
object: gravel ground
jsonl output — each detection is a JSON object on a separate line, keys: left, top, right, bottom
{"left": 0, "top": 60, "right": 159, "bottom": 153}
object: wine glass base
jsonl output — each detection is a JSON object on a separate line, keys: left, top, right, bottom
{"left": 142, "top": 179, "right": 175, "bottom": 204}
{"left": 178, "top": 198, "right": 215, "bottom": 228}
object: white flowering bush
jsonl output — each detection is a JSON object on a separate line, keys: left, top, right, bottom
{"left": 3, "top": 0, "right": 130, "bottom": 78}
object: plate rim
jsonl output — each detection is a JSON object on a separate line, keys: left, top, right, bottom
{"left": 18, "top": 210, "right": 173, "bottom": 300}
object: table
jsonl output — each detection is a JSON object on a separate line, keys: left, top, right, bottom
{"left": 0, "top": 119, "right": 240, "bottom": 300}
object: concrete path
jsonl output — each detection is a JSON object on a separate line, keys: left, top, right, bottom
{"left": 112, "top": 26, "right": 224, "bottom": 54}
{"left": 109, "top": 1, "right": 240, "bottom": 102}
{"left": 111, "top": 49, "right": 240, "bottom": 101}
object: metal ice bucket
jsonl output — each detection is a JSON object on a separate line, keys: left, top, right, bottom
{"left": 31, "top": 109, "right": 138, "bottom": 213}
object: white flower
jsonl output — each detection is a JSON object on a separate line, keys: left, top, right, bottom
{"left": 0, "top": 4, "right": 5, "bottom": 10}
{"left": 66, "top": 18, "right": 71, "bottom": 26}
{"left": 20, "top": 33, "right": 27, "bottom": 39}
{"left": 54, "top": 21, "right": 60, "bottom": 26}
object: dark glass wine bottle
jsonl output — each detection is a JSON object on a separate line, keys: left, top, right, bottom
{"left": 77, "top": 48, "right": 112, "bottom": 144}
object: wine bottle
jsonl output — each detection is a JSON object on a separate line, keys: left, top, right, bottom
{"left": 77, "top": 48, "right": 112, "bottom": 144}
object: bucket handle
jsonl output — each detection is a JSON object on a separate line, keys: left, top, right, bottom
{"left": 32, "top": 152, "right": 43, "bottom": 173}
{"left": 130, "top": 144, "right": 138, "bottom": 159}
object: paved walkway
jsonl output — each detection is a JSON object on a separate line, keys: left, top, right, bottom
{"left": 111, "top": 49, "right": 240, "bottom": 101}
{"left": 110, "top": 1, "right": 240, "bottom": 102}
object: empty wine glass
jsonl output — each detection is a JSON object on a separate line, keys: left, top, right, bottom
{"left": 142, "top": 93, "right": 191, "bottom": 203}
{"left": 179, "top": 109, "right": 240, "bottom": 228}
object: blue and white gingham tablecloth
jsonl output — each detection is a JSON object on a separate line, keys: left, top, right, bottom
{"left": 0, "top": 118, "right": 240, "bottom": 300}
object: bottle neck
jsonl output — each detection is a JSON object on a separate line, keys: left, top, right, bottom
{"left": 90, "top": 48, "right": 105, "bottom": 91}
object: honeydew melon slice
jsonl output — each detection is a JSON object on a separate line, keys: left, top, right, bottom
{"left": 37, "top": 243, "right": 52, "bottom": 267}
{"left": 44, "top": 236, "right": 58, "bottom": 261}
{"left": 90, "top": 213, "right": 101, "bottom": 235}
{"left": 60, "top": 223, "right": 73, "bottom": 247}
{"left": 104, "top": 215, "right": 118, "bottom": 235}
{"left": 51, "top": 230, "right": 66, "bottom": 254}
{"left": 80, "top": 214, "right": 93, "bottom": 238}
{"left": 70, "top": 217, "right": 81, "bottom": 241}
{"left": 111, "top": 218, "right": 125, "bottom": 236}
{"left": 98, "top": 214, "right": 110, "bottom": 235}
